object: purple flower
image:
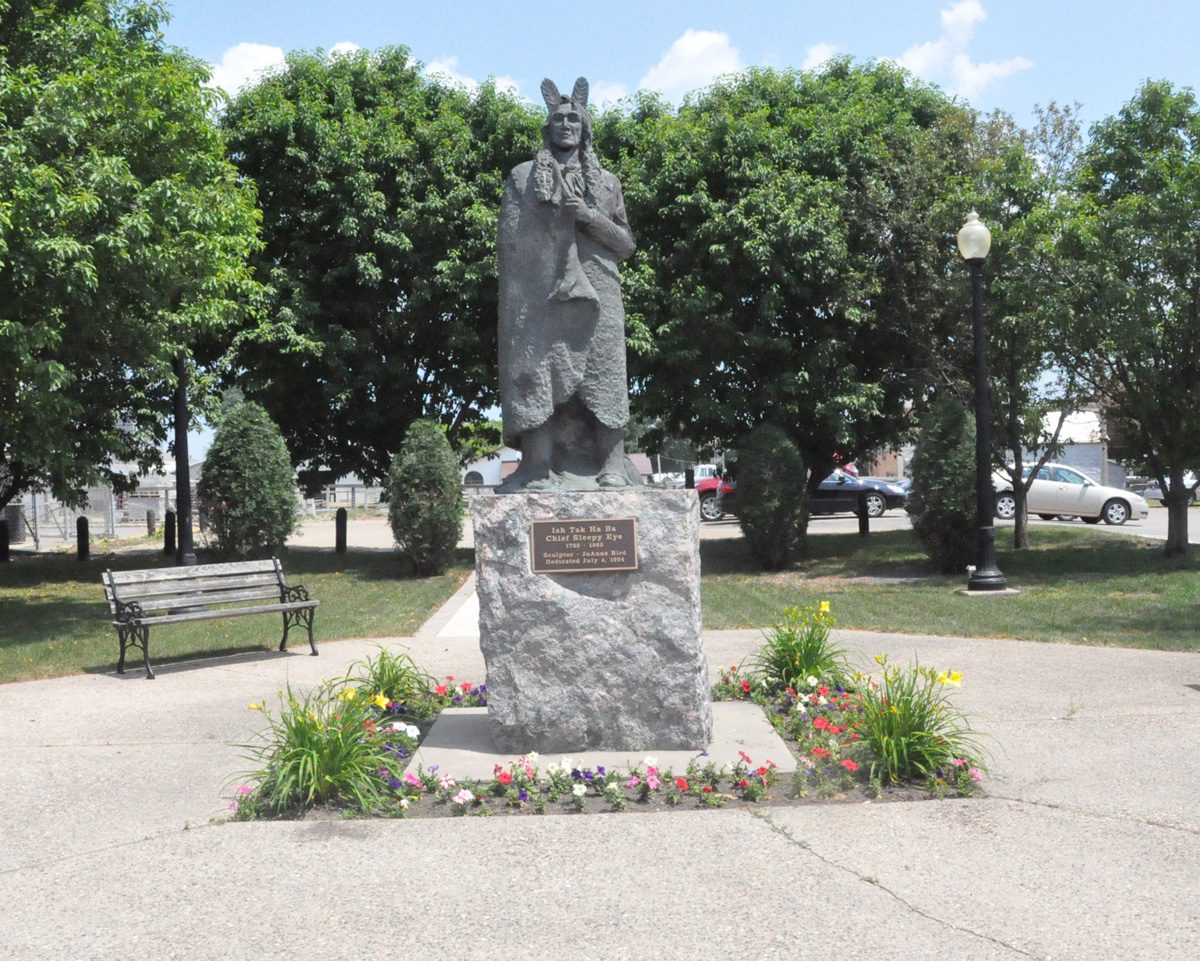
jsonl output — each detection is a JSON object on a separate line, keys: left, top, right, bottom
{"left": 570, "top": 769, "right": 582, "bottom": 780}
{"left": 478, "top": 684, "right": 488, "bottom": 693}
{"left": 596, "top": 765, "right": 606, "bottom": 775}
{"left": 518, "top": 788, "right": 529, "bottom": 801}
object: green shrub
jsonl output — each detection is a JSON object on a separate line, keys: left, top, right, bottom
{"left": 855, "top": 657, "right": 988, "bottom": 786}
{"left": 733, "top": 424, "right": 808, "bottom": 569}
{"left": 748, "top": 601, "right": 850, "bottom": 694}
{"left": 387, "top": 420, "right": 464, "bottom": 576}
{"left": 197, "top": 401, "right": 297, "bottom": 556}
{"left": 907, "top": 398, "right": 976, "bottom": 574}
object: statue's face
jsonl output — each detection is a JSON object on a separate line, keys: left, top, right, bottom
{"left": 548, "top": 103, "right": 583, "bottom": 150}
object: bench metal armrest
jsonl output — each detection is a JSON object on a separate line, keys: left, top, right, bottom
{"left": 114, "top": 599, "right": 145, "bottom": 623}
{"left": 283, "top": 584, "right": 310, "bottom": 603}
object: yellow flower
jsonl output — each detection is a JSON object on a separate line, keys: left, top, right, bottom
{"left": 937, "top": 670, "right": 963, "bottom": 687}
{"left": 889, "top": 704, "right": 898, "bottom": 714}
{"left": 372, "top": 692, "right": 390, "bottom": 710}
{"left": 247, "top": 701, "right": 263, "bottom": 712}
{"left": 873, "top": 653, "right": 887, "bottom": 666}
{"left": 819, "top": 600, "right": 831, "bottom": 614}
{"left": 337, "top": 688, "right": 358, "bottom": 702}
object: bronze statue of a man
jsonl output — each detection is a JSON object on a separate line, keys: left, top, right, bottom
{"left": 497, "top": 77, "right": 637, "bottom": 491}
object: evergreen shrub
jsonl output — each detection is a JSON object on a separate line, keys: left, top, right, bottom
{"left": 388, "top": 420, "right": 464, "bottom": 576}
{"left": 734, "top": 424, "right": 808, "bottom": 570}
{"left": 907, "top": 399, "right": 977, "bottom": 574}
{"left": 197, "top": 401, "right": 298, "bottom": 556}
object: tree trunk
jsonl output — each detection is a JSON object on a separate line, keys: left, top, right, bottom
{"left": 1164, "top": 466, "right": 1191, "bottom": 557}
{"left": 1006, "top": 405, "right": 1029, "bottom": 549}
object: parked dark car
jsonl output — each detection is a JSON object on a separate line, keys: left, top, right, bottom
{"left": 708, "top": 471, "right": 909, "bottom": 521}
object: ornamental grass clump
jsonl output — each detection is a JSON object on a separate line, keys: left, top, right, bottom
{"left": 238, "top": 683, "right": 416, "bottom": 816}
{"left": 346, "top": 647, "right": 437, "bottom": 714}
{"left": 855, "top": 656, "right": 989, "bottom": 786}
{"left": 747, "top": 601, "right": 850, "bottom": 694}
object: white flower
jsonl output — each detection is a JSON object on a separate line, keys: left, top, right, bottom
{"left": 560, "top": 757, "right": 575, "bottom": 772}
{"left": 452, "top": 788, "right": 474, "bottom": 805}
{"left": 526, "top": 751, "right": 540, "bottom": 764}
{"left": 818, "top": 696, "right": 828, "bottom": 706}
{"left": 572, "top": 783, "right": 587, "bottom": 798}
{"left": 642, "top": 756, "right": 658, "bottom": 769}
{"left": 399, "top": 798, "right": 411, "bottom": 809}
{"left": 806, "top": 675, "right": 819, "bottom": 687}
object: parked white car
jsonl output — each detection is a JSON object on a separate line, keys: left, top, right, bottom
{"left": 992, "top": 463, "right": 1150, "bottom": 526}
{"left": 1141, "top": 470, "right": 1198, "bottom": 506}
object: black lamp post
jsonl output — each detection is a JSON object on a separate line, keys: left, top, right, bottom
{"left": 957, "top": 211, "right": 1006, "bottom": 592}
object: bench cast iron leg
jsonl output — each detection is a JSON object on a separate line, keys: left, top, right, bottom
{"left": 117, "top": 625, "right": 129, "bottom": 674}
{"left": 302, "top": 607, "right": 318, "bottom": 656}
{"left": 138, "top": 625, "right": 154, "bottom": 679}
{"left": 279, "top": 611, "right": 290, "bottom": 652}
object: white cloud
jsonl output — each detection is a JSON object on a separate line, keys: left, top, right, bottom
{"left": 589, "top": 80, "right": 631, "bottom": 109}
{"left": 426, "top": 56, "right": 521, "bottom": 97}
{"left": 802, "top": 42, "right": 839, "bottom": 71}
{"left": 895, "top": 0, "right": 1031, "bottom": 98}
{"left": 329, "top": 41, "right": 361, "bottom": 57}
{"left": 639, "top": 29, "right": 745, "bottom": 103}
{"left": 208, "top": 42, "right": 285, "bottom": 94}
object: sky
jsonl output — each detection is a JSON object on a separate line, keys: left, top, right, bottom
{"left": 165, "top": 0, "right": 1200, "bottom": 132}
{"left": 161, "top": 0, "right": 1200, "bottom": 455}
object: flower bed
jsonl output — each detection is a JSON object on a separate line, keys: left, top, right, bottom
{"left": 229, "top": 605, "right": 989, "bottom": 820}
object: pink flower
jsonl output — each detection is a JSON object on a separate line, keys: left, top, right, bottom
{"left": 968, "top": 768, "right": 983, "bottom": 782}
{"left": 646, "top": 774, "right": 660, "bottom": 791}
{"left": 951, "top": 758, "right": 968, "bottom": 767}
{"left": 625, "top": 775, "right": 641, "bottom": 788}
{"left": 237, "top": 785, "right": 252, "bottom": 796}
{"left": 404, "top": 771, "right": 422, "bottom": 787}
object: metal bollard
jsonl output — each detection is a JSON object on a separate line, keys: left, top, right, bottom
{"left": 857, "top": 496, "right": 870, "bottom": 538}
{"left": 77, "top": 516, "right": 90, "bottom": 561}
{"left": 146, "top": 510, "right": 156, "bottom": 536}
{"left": 164, "top": 510, "right": 176, "bottom": 556}
{"left": 0, "top": 518, "right": 9, "bottom": 563}
{"left": 335, "top": 507, "right": 347, "bottom": 554}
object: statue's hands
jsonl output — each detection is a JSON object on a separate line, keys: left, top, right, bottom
{"left": 564, "top": 196, "right": 596, "bottom": 225}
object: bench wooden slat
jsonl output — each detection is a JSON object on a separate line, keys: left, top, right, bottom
{"left": 122, "top": 586, "right": 283, "bottom": 614}
{"left": 108, "top": 560, "right": 277, "bottom": 585}
{"left": 107, "top": 573, "right": 280, "bottom": 602}
{"left": 112, "top": 599, "right": 319, "bottom": 627}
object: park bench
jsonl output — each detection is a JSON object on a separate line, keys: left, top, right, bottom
{"left": 102, "top": 558, "right": 319, "bottom": 679}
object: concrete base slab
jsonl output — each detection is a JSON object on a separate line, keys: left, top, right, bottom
{"left": 407, "top": 701, "right": 794, "bottom": 781}
{"left": 954, "top": 587, "right": 1023, "bottom": 597}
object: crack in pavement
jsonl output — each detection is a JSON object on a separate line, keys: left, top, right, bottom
{"left": 985, "top": 793, "right": 1200, "bottom": 835}
{"left": 0, "top": 819, "right": 223, "bottom": 879}
{"left": 745, "top": 807, "right": 1046, "bottom": 960}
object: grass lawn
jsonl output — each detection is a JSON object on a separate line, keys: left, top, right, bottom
{"left": 701, "top": 526, "right": 1200, "bottom": 652}
{"left": 0, "top": 547, "right": 472, "bottom": 684}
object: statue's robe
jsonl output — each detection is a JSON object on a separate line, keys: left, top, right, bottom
{"left": 497, "top": 154, "right": 635, "bottom": 449}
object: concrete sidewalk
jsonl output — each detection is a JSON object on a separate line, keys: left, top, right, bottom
{"left": 1, "top": 585, "right": 1197, "bottom": 960}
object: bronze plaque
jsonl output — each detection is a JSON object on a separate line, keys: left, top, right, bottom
{"left": 530, "top": 518, "right": 638, "bottom": 573}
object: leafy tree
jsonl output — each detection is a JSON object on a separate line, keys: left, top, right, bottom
{"left": 221, "top": 51, "right": 541, "bottom": 487}
{"left": 907, "top": 398, "right": 977, "bottom": 574}
{"left": 387, "top": 419, "right": 463, "bottom": 576}
{"left": 1055, "top": 81, "right": 1200, "bottom": 556}
{"left": 197, "top": 402, "right": 297, "bottom": 556}
{"left": 0, "top": 0, "right": 261, "bottom": 510}
{"left": 968, "top": 104, "right": 1091, "bottom": 548}
{"left": 595, "top": 61, "right": 976, "bottom": 504}
{"left": 732, "top": 424, "right": 807, "bottom": 570}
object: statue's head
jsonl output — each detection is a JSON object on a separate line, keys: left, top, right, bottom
{"left": 541, "top": 77, "right": 592, "bottom": 152}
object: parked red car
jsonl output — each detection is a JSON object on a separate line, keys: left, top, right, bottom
{"left": 695, "top": 475, "right": 736, "bottom": 521}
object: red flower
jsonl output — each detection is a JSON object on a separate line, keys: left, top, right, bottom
{"left": 702, "top": 785, "right": 714, "bottom": 793}
{"left": 445, "top": 675, "right": 455, "bottom": 682}
{"left": 829, "top": 725, "right": 843, "bottom": 736}
{"left": 756, "top": 767, "right": 768, "bottom": 777}
{"left": 818, "top": 685, "right": 830, "bottom": 697}
{"left": 497, "top": 771, "right": 513, "bottom": 785}
{"left": 813, "top": 716, "right": 830, "bottom": 730}
{"left": 434, "top": 685, "right": 447, "bottom": 696}
{"left": 738, "top": 750, "right": 752, "bottom": 764}
{"left": 460, "top": 682, "right": 473, "bottom": 693}
{"left": 811, "top": 747, "right": 831, "bottom": 759}
{"left": 738, "top": 778, "right": 749, "bottom": 789}
{"left": 675, "top": 777, "right": 689, "bottom": 791}
{"left": 740, "top": 679, "right": 751, "bottom": 694}
{"left": 841, "top": 758, "right": 859, "bottom": 772}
